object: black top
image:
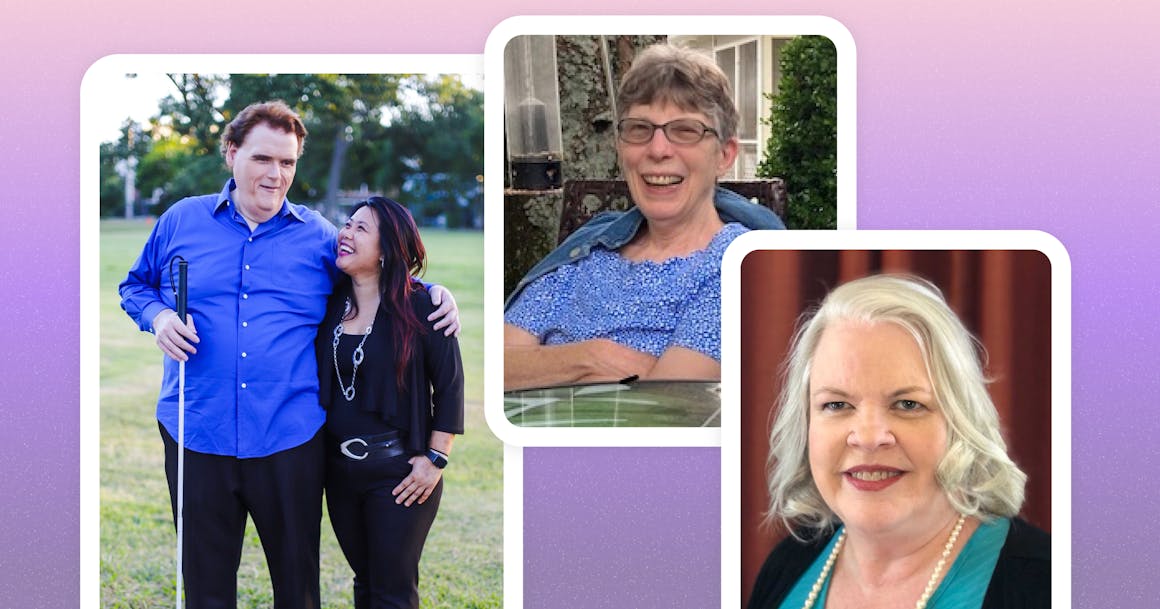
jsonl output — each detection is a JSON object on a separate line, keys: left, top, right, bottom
{"left": 747, "top": 517, "right": 1051, "bottom": 609}
{"left": 315, "top": 285, "right": 465, "bottom": 454}
{"left": 327, "top": 332, "right": 397, "bottom": 439}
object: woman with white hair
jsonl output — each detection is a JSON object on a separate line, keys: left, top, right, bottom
{"left": 748, "top": 274, "right": 1049, "bottom": 609}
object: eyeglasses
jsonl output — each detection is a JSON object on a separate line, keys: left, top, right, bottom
{"left": 616, "top": 118, "right": 719, "bottom": 145}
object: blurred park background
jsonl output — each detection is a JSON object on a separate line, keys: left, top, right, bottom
{"left": 98, "top": 74, "right": 499, "bottom": 608}
{"left": 99, "top": 73, "right": 483, "bottom": 229}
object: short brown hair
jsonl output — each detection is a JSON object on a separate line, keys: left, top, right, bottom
{"left": 220, "top": 100, "right": 308, "bottom": 158}
{"left": 617, "top": 44, "right": 740, "bottom": 141}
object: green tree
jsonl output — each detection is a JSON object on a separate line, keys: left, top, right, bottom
{"left": 385, "top": 76, "right": 484, "bottom": 227}
{"left": 99, "top": 119, "right": 154, "bottom": 217}
{"left": 99, "top": 142, "right": 122, "bottom": 216}
{"left": 757, "top": 36, "right": 838, "bottom": 229}
{"left": 130, "top": 74, "right": 230, "bottom": 214}
{"left": 159, "top": 73, "right": 227, "bottom": 157}
{"left": 136, "top": 134, "right": 225, "bottom": 214}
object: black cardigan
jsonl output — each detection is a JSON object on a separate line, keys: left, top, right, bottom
{"left": 746, "top": 518, "right": 1050, "bottom": 609}
{"left": 315, "top": 286, "right": 465, "bottom": 455}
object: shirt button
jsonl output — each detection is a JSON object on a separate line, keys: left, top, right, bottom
{"left": 244, "top": 264, "right": 251, "bottom": 271}
{"left": 241, "top": 352, "right": 247, "bottom": 358}
{"left": 241, "top": 383, "right": 247, "bottom": 389}
{"left": 569, "top": 247, "right": 581, "bottom": 258}
{"left": 242, "top": 321, "right": 248, "bottom": 328}
{"left": 248, "top": 237, "right": 253, "bottom": 242}
{"left": 242, "top": 293, "right": 249, "bottom": 299}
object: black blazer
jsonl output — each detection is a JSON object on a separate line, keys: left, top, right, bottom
{"left": 315, "top": 285, "right": 465, "bottom": 455}
{"left": 747, "top": 517, "right": 1050, "bottom": 609}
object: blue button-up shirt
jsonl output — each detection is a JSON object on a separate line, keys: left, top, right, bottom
{"left": 120, "top": 180, "right": 340, "bottom": 458}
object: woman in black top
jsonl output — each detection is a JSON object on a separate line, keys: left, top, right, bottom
{"left": 316, "top": 196, "right": 464, "bottom": 609}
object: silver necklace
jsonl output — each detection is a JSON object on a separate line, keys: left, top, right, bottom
{"left": 802, "top": 513, "right": 966, "bottom": 609}
{"left": 332, "top": 319, "right": 373, "bottom": 402}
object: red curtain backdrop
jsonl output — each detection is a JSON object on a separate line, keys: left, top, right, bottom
{"left": 739, "top": 250, "right": 1053, "bottom": 607}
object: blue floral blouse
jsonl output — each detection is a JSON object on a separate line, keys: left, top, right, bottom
{"left": 504, "top": 222, "right": 748, "bottom": 361}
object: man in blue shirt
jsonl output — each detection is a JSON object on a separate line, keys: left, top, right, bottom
{"left": 119, "top": 100, "right": 458, "bottom": 609}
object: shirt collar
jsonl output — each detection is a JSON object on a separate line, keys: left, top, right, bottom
{"left": 594, "top": 207, "right": 645, "bottom": 249}
{"left": 212, "top": 179, "right": 234, "bottom": 214}
{"left": 212, "top": 178, "right": 305, "bottom": 223}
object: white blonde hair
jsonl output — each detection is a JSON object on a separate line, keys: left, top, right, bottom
{"left": 765, "top": 274, "right": 1027, "bottom": 537}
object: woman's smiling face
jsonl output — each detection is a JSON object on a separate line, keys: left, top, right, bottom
{"left": 336, "top": 205, "right": 382, "bottom": 278}
{"left": 807, "top": 320, "right": 955, "bottom": 538}
{"left": 616, "top": 100, "right": 738, "bottom": 228}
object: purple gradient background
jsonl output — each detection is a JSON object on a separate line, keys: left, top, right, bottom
{"left": 525, "top": 448, "right": 721, "bottom": 608}
{"left": 5, "top": 1, "right": 1156, "bottom": 606}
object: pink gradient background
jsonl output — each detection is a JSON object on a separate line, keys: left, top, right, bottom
{"left": 4, "top": 1, "right": 1157, "bottom": 606}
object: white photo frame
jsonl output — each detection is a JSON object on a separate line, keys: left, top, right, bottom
{"left": 720, "top": 230, "right": 1072, "bottom": 608}
{"left": 484, "top": 15, "right": 858, "bottom": 450}
{"left": 81, "top": 53, "right": 486, "bottom": 609}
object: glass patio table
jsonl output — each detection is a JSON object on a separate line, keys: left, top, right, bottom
{"left": 503, "top": 380, "right": 721, "bottom": 427}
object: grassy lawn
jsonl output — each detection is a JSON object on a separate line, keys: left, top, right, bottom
{"left": 99, "top": 219, "right": 500, "bottom": 608}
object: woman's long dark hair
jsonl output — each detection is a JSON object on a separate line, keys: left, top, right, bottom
{"left": 340, "top": 196, "right": 427, "bottom": 387}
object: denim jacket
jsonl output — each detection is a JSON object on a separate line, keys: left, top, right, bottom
{"left": 504, "top": 186, "right": 785, "bottom": 310}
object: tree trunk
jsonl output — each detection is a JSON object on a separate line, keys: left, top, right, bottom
{"left": 325, "top": 128, "right": 350, "bottom": 223}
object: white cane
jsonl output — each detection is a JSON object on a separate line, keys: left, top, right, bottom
{"left": 174, "top": 259, "right": 189, "bottom": 609}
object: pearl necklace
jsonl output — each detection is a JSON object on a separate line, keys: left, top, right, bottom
{"left": 332, "top": 321, "right": 373, "bottom": 401}
{"left": 802, "top": 513, "right": 966, "bottom": 609}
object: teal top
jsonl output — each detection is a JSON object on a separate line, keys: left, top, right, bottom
{"left": 777, "top": 518, "right": 1010, "bottom": 609}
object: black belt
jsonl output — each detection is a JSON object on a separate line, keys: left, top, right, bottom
{"left": 334, "top": 430, "right": 405, "bottom": 461}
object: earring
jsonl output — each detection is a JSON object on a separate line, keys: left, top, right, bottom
{"left": 380, "top": 257, "right": 384, "bottom": 268}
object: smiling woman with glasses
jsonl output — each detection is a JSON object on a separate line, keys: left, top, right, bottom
{"left": 503, "top": 43, "right": 786, "bottom": 394}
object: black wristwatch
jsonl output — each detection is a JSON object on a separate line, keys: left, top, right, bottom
{"left": 426, "top": 448, "right": 449, "bottom": 469}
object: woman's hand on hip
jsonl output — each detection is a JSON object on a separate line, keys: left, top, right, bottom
{"left": 393, "top": 455, "right": 443, "bottom": 507}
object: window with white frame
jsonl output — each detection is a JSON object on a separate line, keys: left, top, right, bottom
{"left": 670, "top": 35, "right": 790, "bottom": 180}
{"left": 714, "top": 38, "right": 760, "bottom": 179}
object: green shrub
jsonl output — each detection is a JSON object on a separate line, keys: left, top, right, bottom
{"left": 757, "top": 36, "right": 838, "bottom": 229}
